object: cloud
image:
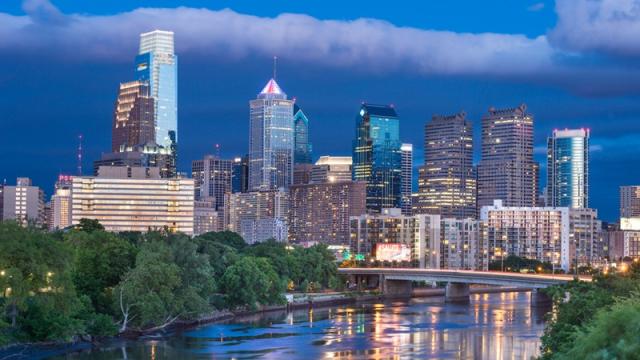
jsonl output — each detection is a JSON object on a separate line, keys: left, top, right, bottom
{"left": 527, "top": 2, "right": 545, "bottom": 12}
{"left": 550, "top": 0, "right": 640, "bottom": 57}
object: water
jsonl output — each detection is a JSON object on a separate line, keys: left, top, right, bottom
{"left": 54, "top": 291, "right": 546, "bottom": 359}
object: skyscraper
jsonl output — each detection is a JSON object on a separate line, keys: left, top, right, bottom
{"left": 400, "top": 143, "right": 413, "bottom": 215}
{"left": 293, "top": 104, "right": 312, "bottom": 164}
{"left": 111, "top": 81, "right": 155, "bottom": 152}
{"left": 352, "top": 104, "right": 402, "bottom": 212}
{"left": 547, "top": 129, "right": 589, "bottom": 208}
{"left": 478, "top": 104, "right": 538, "bottom": 208}
{"left": 311, "top": 156, "right": 353, "bottom": 184}
{"left": 621, "top": 186, "right": 640, "bottom": 218}
{"left": 134, "top": 30, "right": 178, "bottom": 151}
{"left": 192, "top": 155, "right": 233, "bottom": 207}
{"left": 416, "top": 112, "right": 476, "bottom": 218}
{"left": 232, "top": 155, "right": 249, "bottom": 193}
{"left": 249, "top": 79, "right": 294, "bottom": 190}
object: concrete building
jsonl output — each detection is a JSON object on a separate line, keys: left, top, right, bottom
{"left": 569, "top": 208, "right": 603, "bottom": 267}
{"left": 111, "top": 80, "right": 155, "bottom": 152}
{"left": 547, "top": 129, "right": 589, "bottom": 208}
{"left": 436, "top": 218, "right": 484, "bottom": 270}
{"left": 478, "top": 105, "right": 538, "bottom": 208}
{"left": 193, "top": 198, "right": 218, "bottom": 236}
{"left": 71, "top": 166, "right": 194, "bottom": 234}
{"left": 400, "top": 143, "right": 413, "bottom": 215}
{"left": 289, "top": 181, "right": 366, "bottom": 246}
{"left": 311, "top": 156, "right": 352, "bottom": 184}
{"left": 50, "top": 175, "right": 73, "bottom": 230}
{"left": 603, "top": 222, "right": 625, "bottom": 262}
{"left": 191, "top": 155, "right": 232, "bottom": 231}
{"left": 621, "top": 186, "right": 640, "bottom": 218}
{"left": 248, "top": 79, "right": 294, "bottom": 190}
{"left": 293, "top": 163, "right": 313, "bottom": 185}
{"left": 224, "top": 189, "right": 288, "bottom": 244}
{"left": 94, "top": 142, "right": 176, "bottom": 179}
{"left": 620, "top": 218, "right": 640, "bottom": 259}
{"left": 1, "top": 178, "right": 45, "bottom": 227}
{"left": 416, "top": 112, "right": 476, "bottom": 218}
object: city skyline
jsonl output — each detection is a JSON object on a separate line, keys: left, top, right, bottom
{"left": 2, "top": 1, "right": 640, "bottom": 221}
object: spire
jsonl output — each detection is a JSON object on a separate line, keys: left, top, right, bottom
{"left": 259, "top": 78, "right": 285, "bottom": 96}
{"left": 273, "top": 56, "right": 277, "bottom": 80}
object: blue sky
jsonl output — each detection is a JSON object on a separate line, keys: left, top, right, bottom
{"left": 1, "top": 0, "right": 639, "bottom": 221}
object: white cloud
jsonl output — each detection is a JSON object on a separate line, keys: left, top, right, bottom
{"left": 550, "top": 0, "right": 640, "bottom": 57}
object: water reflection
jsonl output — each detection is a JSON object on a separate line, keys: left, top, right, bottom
{"left": 56, "top": 292, "right": 545, "bottom": 360}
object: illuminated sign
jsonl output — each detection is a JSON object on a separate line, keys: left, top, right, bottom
{"left": 375, "top": 243, "right": 411, "bottom": 262}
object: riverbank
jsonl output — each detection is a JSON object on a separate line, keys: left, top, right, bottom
{"left": 0, "top": 285, "right": 535, "bottom": 359}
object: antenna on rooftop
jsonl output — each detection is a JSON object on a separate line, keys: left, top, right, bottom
{"left": 273, "top": 56, "right": 277, "bottom": 80}
{"left": 77, "top": 134, "right": 83, "bottom": 176}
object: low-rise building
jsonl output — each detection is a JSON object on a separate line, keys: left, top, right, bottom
{"left": 1, "top": 177, "right": 45, "bottom": 227}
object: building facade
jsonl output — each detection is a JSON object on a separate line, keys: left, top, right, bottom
{"left": 224, "top": 189, "right": 288, "bottom": 244}
{"left": 1, "top": 178, "right": 45, "bottom": 227}
{"left": 289, "top": 181, "right": 366, "bottom": 246}
{"left": 569, "top": 208, "right": 603, "bottom": 267}
{"left": 436, "top": 218, "right": 484, "bottom": 270}
{"left": 293, "top": 104, "right": 312, "bottom": 164}
{"left": 193, "top": 198, "right": 218, "bottom": 236}
{"left": 94, "top": 142, "right": 176, "bottom": 179}
{"left": 71, "top": 166, "right": 194, "bottom": 234}
{"left": 547, "top": 129, "right": 589, "bottom": 208}
{"left": 248, "top": 79, "right": 294, "bottom": 190}
{"left": 416, "top": 112, "right": 476, "bottom": 218}
{"left": 232, "top": 155, "right": 249, "bottom": 193}
{"left": 134, "top": 30, "right": 178, "bottom": 150}
{"left": 311, "top": 156, "right": 352, "bottom": 184}
{"left": 191, "top": 155, "right": 233, "bottom": 231}
{"left": 352, "top": 104, "right": 402, "bottom": 212}
{"left": 111, "top": 81, "right": 155, "bottom": 152}
{"left": 51, "top": 175, "right": 73, "bottom": 230}
{"left": 400, "top": 143, "right": 413, "bottom": 215}
{"left": 620, "top": 186, "right": 640, "bottom": 218}
{"left": 478, "top": 105, "right": 538, "bottom": 209}
{"left": 293, "top": 164, "right": 313, "bottom": 185}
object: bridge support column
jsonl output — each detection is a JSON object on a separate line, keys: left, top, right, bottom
{"left": 445, "top": 282, "right": 470, "bottom": 304}
{"left": 381, "top": 278, "right": 413, "bottom": 298}
{"left": 530, "top": 289, "right": 552, "bottom": 308}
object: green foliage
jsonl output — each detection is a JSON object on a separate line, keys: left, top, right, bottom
{"left": 195, "top": 234, "right": 240, "bottom": 278}
{"left": 488, "top": 255, "right": 552, "bottom": 273}
{"left": 195, "top": 231, "right": 246, "bottom": 251}
{"left": 220, "top": 256, "right": 285, "bottom": 310}
{"left": 75, "top": 218, "right": 105, "bottom": 233}
{"left": 17, "top": 293, "right": 87, "bottom": 342}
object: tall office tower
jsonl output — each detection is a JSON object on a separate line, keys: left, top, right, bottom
{"left": 72, "top": 166, "right": 194, "bottom": 234}
{"left": 289, "top": 180, "right": 366, "bottom": 246}
{"left": 224, "top": 189, "right": 289, "bottom": 244}
{"left": 620, "top": 186, "right": 640, "bottom": 218}
{"left": 111, "top": 81, "right": 155, "bottom": 152}
{"left": 478, "top": 104, "right": 538, "bottom": 208}
{"left": 352, "top": 104, "right": 402, "bottom": 212}
{"left": 311, "top": 156, "right": 352, "bottom": 184}
{"left": 400, "top": 143, "right": 413, "bottom": 215}
{"left": 248, "top": 79, "right": 294, "bottom": 190}
{"left": 293, "top": 104, "right": 312, "bottom": 164}
{"left": 50, "top": 175, "right": 73, "bottom": 230}
{"left": 547, "top": 129, "right": 590, "bottom": 208}
{"left": 94, "top": 143, "right": 175, "bottom": 178}
{"left": 232, "top": 155, "right": 249, "bottom": 193}
{"left": 416, "top": 112, "right": 476, "bottom": 218}
{"left": 134, "top": 30, "right": 178, "bottom": 153}
{"left": 293, "top": 163, "right": 313, "bottom": 185}
{"left": 192, "top": 155, "right": 233, "bottom": 231}
{"left": 1, "top": 178, "right": 45, "bottom": 227}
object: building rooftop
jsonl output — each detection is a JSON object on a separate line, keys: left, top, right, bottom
{"left": 361, "top": 104, "right": 398, "bottom": 118}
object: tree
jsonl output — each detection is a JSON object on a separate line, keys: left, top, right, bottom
{"left": 219, "top": 257, "right": 285, "bottom": 310}
{"left": 194, "top": 231, "right": 247, "bottom": 251}
{"left": 75, "top": 218, "right": 105, "bottom": 233}
{"left": 66, "top": 230, "right": 137, "bottom": 314}
{"left": 195, "top": 235, "right": 240, "bottom": 278}
{"left": 243, "top": 239, "right": 290, "bottom": 280}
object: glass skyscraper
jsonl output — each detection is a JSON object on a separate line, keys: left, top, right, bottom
{"left": 352, "top": 104, "right": 402, "bottom": 212}
{"left": 547, "top": 128, "right": 589, "bottom": 208}
{"left": 134, "top": 30, "right": 178, "bottom": 150}
{"left": 248, "top": 79, "right": 295, "bottom": 190}
{"left": 293, "top": 104, "right": 313, "bottom": 164}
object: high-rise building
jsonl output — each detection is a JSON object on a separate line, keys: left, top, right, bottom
{"left": 293, "top": 104, "right": 312, "bottom": 164}
{"left": 620, "top": 186, "right": 640, "bottom": 218}
{"left": 620, "top": 218, "right": 640, "bottom": 260}
{"left": 224, "top": 189, "right": 289, "bottom": 244}
{"left": 293, "top": 164, "right": 313, "bottom": 185}
{"left": 232, "top": 155, "right": 249, "bottom": 193}
{"left": 602, "top": 222, "right": 625, "bottom": 262}
{"left": 478, "top": 104, "right": 538, "bottom": 208}
{"left": 352, "top": 104, "right": 402, "bottom": 212}
{"left": 50, "top": 175, "right": 73, "bottom": 230}
{"left": 71, "top": 166, "right": 194, "bottom": 234}
{"left": 248, "top": 79, "right": 294, "bottom": 190}
{"left": 547, "top": 129, "right": 590, "bottom": 208}
{"left": 437, "top": 218, "right": 484, "bottom": 270}
{"left": 400, "top": 143, "right": 413, "bottom": 215}
{"left": 94, "top": 142, "right": 175, "bottom": 179}
{"left": 134, "top": 30, "right": 178, "bottom": 152}
{"left": 193, "top": 198, "right": 218, "bottom": 236}
{"left": 480, "top": 200, "right": 571, "bottom": 272}
{"left": 289, "top": 180, "right": 366, "bottom": 246}
{"left": 191, "top": 155, "right": 233, "bottom": 231}
{"left": 111, "top": 81, "right": 155, "bottom": 152}
{"left": 416, "top": 112, "right": 476, "bottom": 218}
{"left": 569, "top": 208, "right": 603, "bottom": 267}
{"left": 311, "top": 156, "right": 352, "bottom": 184}
{"left": 1, "top": 178, "right": 45, "bottom": 227}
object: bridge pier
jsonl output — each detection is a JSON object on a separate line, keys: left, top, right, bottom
{"left": 445, "top": 282, "right": 470, "bottom": 304}
{"left": 530, "top": 289, "right": 552, "bottom": 307}
{"left": 380, "top": 277, "right": 413, "bottom": 298}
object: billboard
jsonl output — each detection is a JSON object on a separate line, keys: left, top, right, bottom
{"left": 375, "top": 243, "right": 411, "bottom": 262}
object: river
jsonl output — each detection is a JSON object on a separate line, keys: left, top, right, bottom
{"left": 54, "top": 291, "right": 546, "bottom": 359}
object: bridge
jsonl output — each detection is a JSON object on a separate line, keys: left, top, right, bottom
{"left": 338, "top": 268, "right": 591, "bottom": 305}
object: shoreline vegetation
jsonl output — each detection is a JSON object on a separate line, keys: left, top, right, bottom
{"left": 2, "top": 220, "right": 640, "bottom": 359}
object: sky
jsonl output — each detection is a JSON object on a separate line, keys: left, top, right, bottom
{"left": 1, "top": 0, "right": 640, "bottom": 221}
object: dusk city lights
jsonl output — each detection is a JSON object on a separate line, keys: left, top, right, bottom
{"left": 1, "top": 1, "right": 640, "bottom": 359}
